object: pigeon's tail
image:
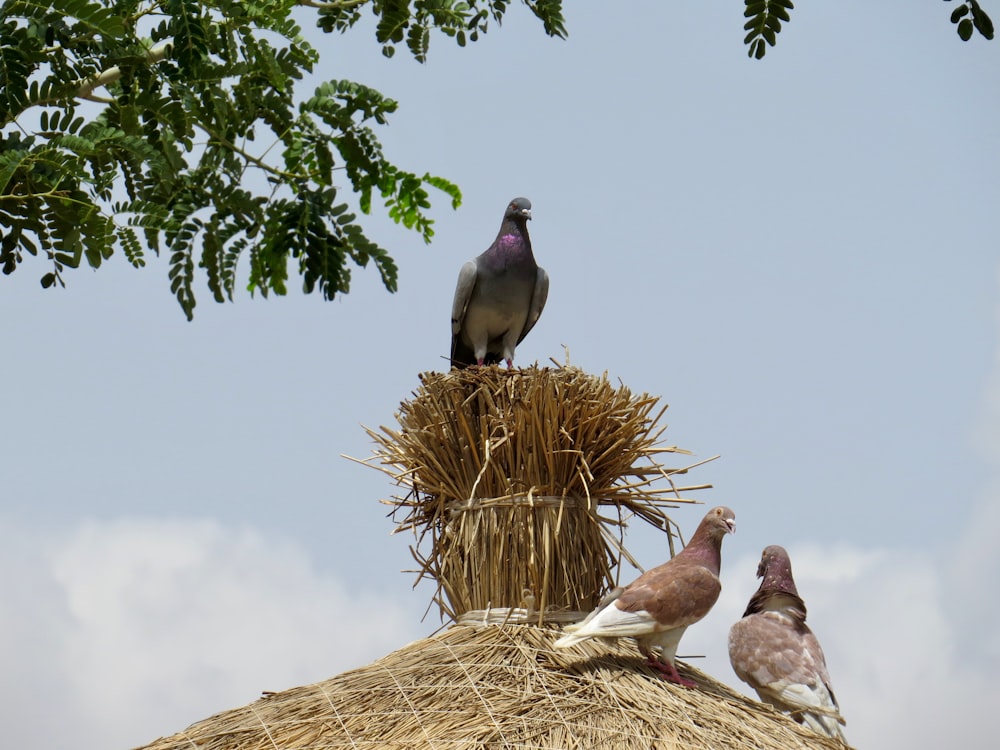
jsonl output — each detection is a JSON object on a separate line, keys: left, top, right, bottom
{"left": 449, "top": 335, "right": 475, "bottom": 369}
{"left": 799, "top": 710, "right": 847, "bottom": 743}
{"left": 781, "top": 684, "right": 847, "bottom": 743}
{"left": 552, "top": 629, "right": 587, "bottom": 649}
{"left": 553, "top": 589, "right": 621, "bottom": 649}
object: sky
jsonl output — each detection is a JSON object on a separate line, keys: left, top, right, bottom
{"left": 2, "top": 2, "right": 999, "bottom": 748}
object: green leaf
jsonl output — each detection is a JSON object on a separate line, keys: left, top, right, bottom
{"left": 972, "top": 4, "right": 996, "bottom": 38}
{"left": 120, "top": 226, "right": 146, "bottom": 268}
{"left": 743, "top": 0, "right": 794, "bottom": 60}
{"left": 526, "top": 0, "right": 568, "bottom": 38}
{"left": 958, "top": 17, "right": 975, "bottom": 40}
{"left": 424, "top": 175, "right": 463, "bottom": 209}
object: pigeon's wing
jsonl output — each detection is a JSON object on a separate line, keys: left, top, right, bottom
{"left": 562, "top": 587, "right": 624, "bottom": 633}
{"left": 517, "top": 265, "right": 549, "bottom": 344}
{"left": 560, "top": 564, "right": 721, "bottom": 645}
{"left": 450, "top": 260, "right": 479, "bottom": 366}
{"left": 729, "top": 613, "right": 786, "bottom": 691}
{"left": 618, "top": 562, "right": 722, "bottom": 631}
{"left": 788, "top": 631, "right": 844, "bottom": 733}
{"left": 728, "top": 613, "right": 845, "bottom": 739}
{"left": 558, "top": 598, "right": 662, "bottom": 641}
{"left": 451, "top": 260, "right": 478, "bottom": 336}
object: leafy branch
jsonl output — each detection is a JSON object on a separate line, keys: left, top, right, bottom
{"left": 744, "top": 1, "right": 994, "bottom": 59}
{"left": 744, "top": 0, "right": 793, "bottom": 60}
{"left": 949, "top": 0, "right": 996, "bottom": 40}
{"left": 0, "top": 0, "right": 566, "bottom": 318}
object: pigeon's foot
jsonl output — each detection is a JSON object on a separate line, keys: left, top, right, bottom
{"left": 643, "top": 656, "right": 697, "bottom": 688}
{"left": 505, "top": 359, "right": 514, "bottom": 368}
{"left": 660, "top": 671, "right": 698, "bottom": 688}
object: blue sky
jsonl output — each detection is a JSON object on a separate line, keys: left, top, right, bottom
{"left": 2, "top": 3, "right": 998, "bottom": 748}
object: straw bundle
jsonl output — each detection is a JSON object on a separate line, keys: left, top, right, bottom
{"left": 352, "top": 365, "right": 714, "bottom": 622}
{"left": 137, "top": 624, "right": 849, "bottom": 750}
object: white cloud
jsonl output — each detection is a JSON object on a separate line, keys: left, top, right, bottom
{"left": 5, "top": 520, "right": 999, "bottom": 750}
{"left": 955, "top": 264, "right": 1000, "bottom": 662}
{"left": 3, "top": 520, "right": 999, "bottom": 750}
{"left": 0, "top": 518, "right": 420, "bottom": 750}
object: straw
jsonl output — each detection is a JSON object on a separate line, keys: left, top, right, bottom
{"left": 138, "top": 624, "right": 850, "bottom": 750}
{"left": 347, "top": 365, "right": 716, "bottom": 620}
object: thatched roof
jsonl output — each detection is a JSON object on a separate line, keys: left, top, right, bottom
{"left": 136, "top": 623, "right": 847, "bottom": 750}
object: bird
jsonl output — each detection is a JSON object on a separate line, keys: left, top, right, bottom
{"left": 450, "top": 197, "right": 549, "bottom": 369}
{"left": 728, "top": 545, "right": 847, "bottom": 742}
{"left": 554, "top": 506, "right": 736, "bottom": 687}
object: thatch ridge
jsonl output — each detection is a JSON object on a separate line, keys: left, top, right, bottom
{"left": 136, "top": 624, "right": 849, "bottom": 750}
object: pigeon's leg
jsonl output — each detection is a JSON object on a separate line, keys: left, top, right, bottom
{"left": 499, "top": 329, "right": 519, "bottom": 370}
{"left": 472, "top": 338, "right": 488, "bottom": 368}
{"left": 638, "top": 647, "right": 696, "bottom": 688}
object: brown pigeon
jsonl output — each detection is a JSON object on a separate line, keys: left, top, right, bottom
{"left": 554, "top": 506, "right": 736, "bottom": 687}
{"left": 728, "top": 545, "right": 847, "bottom": 742}
{"left": 450, "top": 197, "right": 549, "bottom": 369}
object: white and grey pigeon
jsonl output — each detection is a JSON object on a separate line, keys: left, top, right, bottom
{"left": 450, "top": 197, "right": 549, "bottom": 369}
{"left": 728, "top": 545, "right": 848, "bottom": 742}
{"left": 554, "top": 506, "right": 736, "bottom": 687}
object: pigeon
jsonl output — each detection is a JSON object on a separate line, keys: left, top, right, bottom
{"left": 728, "top": 545, "right": 847, "bottom": 742}
{"left": 450, "top": 197, "right": 549, "bottom": 369}
{"left": 554, "top": 506, "right": 736, "bottom": 687}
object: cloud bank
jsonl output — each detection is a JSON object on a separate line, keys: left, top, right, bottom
{"left": 0, "top": 518, "right": 418, "bottom": 750}
{"left": 3, "top": 515, "right": 996, "bottom": 750}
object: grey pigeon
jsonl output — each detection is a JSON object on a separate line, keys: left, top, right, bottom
{"left": 554, "top": 506, "right": 736, "bottom": 687}
{"left": 728, "top": 545, "right": 847, "bottom": 742}
{"left": 450, "top": 197, "right": 548, "bottom": 369}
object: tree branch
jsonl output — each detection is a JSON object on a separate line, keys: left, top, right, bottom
{"left": 199, "top": 125, "right": 309, "bottom": 183}
{"left": 76, "top": 40, "right": 174, "bottom": 99}
{"left": 297, "top": 0, "right": 369, "bottom": 9}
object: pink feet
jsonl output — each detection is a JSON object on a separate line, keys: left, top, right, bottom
{"left": 643, "top": 656, "right": 697, "bottom": 688}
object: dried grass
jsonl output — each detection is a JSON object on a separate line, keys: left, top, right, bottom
{"left": 137, "top": 624, "right": 849, "bottom": 750}
{"left": 347, "top": 365, "right": 715, "bottom": 621}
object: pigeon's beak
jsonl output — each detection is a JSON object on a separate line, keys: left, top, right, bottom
{"left": 725, "top": 519, "right": 736, "bottom": 535}
{"left": 521, "top": 208, "right": 532, "bottom": 220}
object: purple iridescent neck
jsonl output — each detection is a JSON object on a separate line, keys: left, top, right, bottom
{"left": 757, "top": 546, "right": 799, "bottom": 597}
{"left": 495, "top": 214, "right": 530, "bottom": 244}
{"left": 483, "top": 218, "right": 533, "bottom": 268}
{"left": 676, "top": 526, "right": 725, "bottom": 575}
